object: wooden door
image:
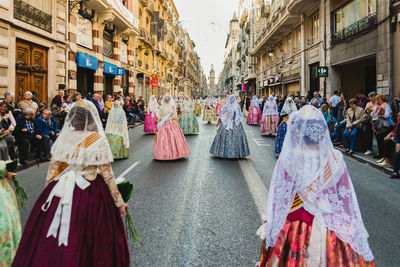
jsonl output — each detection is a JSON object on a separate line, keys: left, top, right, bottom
{"left": 15, "top": 41, "right": 48, "bottom": 103}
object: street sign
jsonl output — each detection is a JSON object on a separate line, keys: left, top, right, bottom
{"left": 317, "top": 66, "right": 328, "bottom": 78}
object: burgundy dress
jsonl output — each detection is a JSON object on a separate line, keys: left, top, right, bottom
{"left": 12, "top": 162, "right": 129, "bottom": 267}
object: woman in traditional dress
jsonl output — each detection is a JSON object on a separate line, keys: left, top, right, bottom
{"left": 179, "top": 96, "right": 199, "bottom": 135}
{"left": 215, "top": 97, "right": 225, "bottom": 116}
{"left": 144, "top": 95, "right": 159, "bottom": 134}
{"left": 154, "top": 95, "right": 190, "bottom": 160}
{"left": 256, "top": 105, "right": 375, "bottom": 267}
{"left": 194, "top": 99, "right": 202, "bottom": 116}
{"left": 12, "top": 100, "right": 130, "bottom": 267}
{"left": 260, "top": 96, "right": 279, "bottom": 136}
{"left": 274, "top": 97, "right": 297, "bottom": 155}
{"left": 0, "top": 162, "right": 20, "bottom": 266}
{"left": 247, "top": 95, "right": 262, "bottom": 125}
{"left": 203, "top": 97, "right": 217, "bottom": 124}
{"left": 210, "top": 95, "right": 250, "bottom": 159}
{"left": 105, "top": 101, "right": 129, "bottom": 160}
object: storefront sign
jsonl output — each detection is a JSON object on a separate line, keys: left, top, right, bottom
{"left": 151, "top": 76, "right": 159, "bottom": 87}
{"left": 105, "top": 0, "right": 139, "bottom": 30}
{"left": 77, "top": 16, "right": 93, "bottom": 49}
{"left": 317, "top": 66, "right": 328, "bottom": 77}
{"left": 263, "top": 80, "right": 268, "bottom": 87}
{"left": 120, "top": 42, "right": 128, "bottom": 64}
{"left": 77, "top": 52, "right": 98, "bottom": 70}
{"left": 117, "top": 68, "right": 125, "bottom": 76}
{"left": 104, "top": 61, "right": 117, "bottom": 75}
{"left": 242, "top": 83, "right": 247, "bottom": 91}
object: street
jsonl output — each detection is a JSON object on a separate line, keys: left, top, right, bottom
{"left": 17, "top": 119, "right": 400, "bottom": 267}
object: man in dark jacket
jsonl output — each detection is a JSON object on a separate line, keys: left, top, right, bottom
{"left": 34, "top": 109, "right": 60, "bottom": 160}
{"left": 14, "top": 108, "right": 42, "bottom": 165}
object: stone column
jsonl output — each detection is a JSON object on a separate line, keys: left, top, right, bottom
{"left": 300, "top": 14, "right": 307, "bottom": 96}
{"left": 376, "top": 0, "right": 393, "bottom": 96}
{"left": 92, "top": 22, "right": 104, "bottom": 94}
{"left": 113, "top": 34, "right": 121, "bottom": 93}
{"left": 67, "top": 7, "right": 78, "bottom": 93}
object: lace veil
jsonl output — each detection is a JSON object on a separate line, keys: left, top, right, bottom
{"left": 105, "top": 101, "right": 129, "bottom": 148}
{"left": 183, "top": 96, "right": 194, "bottom": 112}
{"left": 148, "top": 95, "right": 159, "bottom": 113}
{"left": 157, "top": 95, "right": 176, "bottom": 119}
{"left": 265, "top": 105, "right": 373, "bottom": 261}
{"left": 280, "top": 97, "right": 297, "bottom": 116}
{"left": 262, "top": 96, "right": 278, "bottom": 116}
{"left": 219, "top": 95, "right": 243, "bottom": 131}
{"left": 51, "top": 100, "right": 113, "bottom": 166}
{"left": 250, "top": 95, "right": 259, "bottom": 107}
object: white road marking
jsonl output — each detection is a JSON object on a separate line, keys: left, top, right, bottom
{"left": 252, "top": 138, "right": 272, "bottom": 147}
{"left": 239, "top": 160, "right": 268, "bottom": 218}
{"left": 116, "top": 161, "right": 140, "bottom": 180}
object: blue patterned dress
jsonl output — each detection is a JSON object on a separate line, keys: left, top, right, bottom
{"left": 210, "top": 114, "right": 250, "bottom": 159}
{"left": 274, "top": 117, "right": 288, "bottom": 155}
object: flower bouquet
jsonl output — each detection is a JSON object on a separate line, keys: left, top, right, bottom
{"left": 116, "top": 177, "right": 141, "bottom": 247}
{"left": 5, "top": 159, "right": 29, "bottom": 208}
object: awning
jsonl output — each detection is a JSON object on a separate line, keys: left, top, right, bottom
{"left": 77, "top": 52, "right": 98, "bottom": 70}
{"left": 104, "top": 61, "right": 117, "bottom": 75}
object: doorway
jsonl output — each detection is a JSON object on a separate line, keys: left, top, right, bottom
{"left": 104, "top": 74, "right": 114, "bottom": 97}
{"left": 15, "top": 40, "right": 48, "bottom": 103}
{"left": 77, "top": 67, "right": 94, "bottom": 97}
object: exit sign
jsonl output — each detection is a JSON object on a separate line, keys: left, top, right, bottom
{"left": 317, "top": 66, "right": 328, "bottom": 77}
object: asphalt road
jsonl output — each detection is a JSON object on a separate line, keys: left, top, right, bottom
{"left": 17, "top": 117, "right": 400, "bottom": 267}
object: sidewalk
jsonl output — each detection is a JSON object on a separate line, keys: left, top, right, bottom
{"left": 16, "top": 121, "right": 143, "bottom": 172}
{"left": 336, "top": 144, "right": 392, "bottom": 175}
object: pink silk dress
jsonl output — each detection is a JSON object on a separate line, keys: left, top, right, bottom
{"left": 247, "top": 106, "right": 262, "bottom": 125}
{"left": 153, "top": 110, "right": 190, "bottom": 160}
{"left": 144, "top": 111, "right": 157, "bottom": 134}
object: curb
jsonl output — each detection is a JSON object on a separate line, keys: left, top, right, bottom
{"left": 16, "top": 122, "right": 144, "bottom": 172}
{"left": 337, "top": 148, "right": 392, "bottom": 175}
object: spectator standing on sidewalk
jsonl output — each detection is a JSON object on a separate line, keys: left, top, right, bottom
{"left": 50, "top": 95, "right": 65, "bottom": 129}
{"left": 362, "top": 92, "right": 377, "bottom": 155}
{"left": 123, "top": 97, "right": 136, "bottom": 125}
{"left": 381, "top": 113, "right": 400, "bottom": 168}
{"left": 34, "top": 109, "right": 60, "bottom": 160}
{"left": 329, "top": 90, "right": 340, "bottom": 120}
{"left": 344, "top": 98, "right": 364, "bottom": 154}
{"left": 333, "top": 93, "right": 348, "bottom": 146}
{"left": 372, "top": 94, "right": 393, "bottom": 165}
{"left": 18, "top": 91, "right": 39, "bottom": 118}
{"left": 310, "top": 91, "right": 323, "bottom": 108}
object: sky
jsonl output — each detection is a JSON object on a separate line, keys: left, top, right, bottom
{"left": 174, "top": 0, "right": 238, "bottom": 82}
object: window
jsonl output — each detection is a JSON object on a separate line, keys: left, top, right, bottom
{"left": 334, "top": 0, "right": 376, "bottom": 33}
{"left": 310, "top": 12, "right": 319, "bottom": 44}
{"left": 103, "top": 30, "right": 113, "bottom": 58}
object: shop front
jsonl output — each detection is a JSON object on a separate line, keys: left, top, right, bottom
{"left": 103, "top": 61, "right": 118, "bottom": 96}
{"left": 77, "top": 52, "right": 98, "bottom": 97}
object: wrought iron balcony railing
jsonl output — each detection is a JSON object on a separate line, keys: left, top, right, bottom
{"left": 332, "top": 13, "right": 377, "bottom": 45}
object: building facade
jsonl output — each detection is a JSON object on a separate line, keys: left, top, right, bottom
{"left": 0, "top": 0, "right": 205, "bottom": 105}
{"left": 221, "top": 0, "right": 398, "bottom": 99}
{"left": 0, "top": 0, "right": 68, "bottom": 103}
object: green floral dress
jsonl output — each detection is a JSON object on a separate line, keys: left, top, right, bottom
{"left": 0, "top": 161, "right": 21, "bottom": 266}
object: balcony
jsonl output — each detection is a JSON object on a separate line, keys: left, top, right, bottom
{"left": 14, "top": 0, "right": 52, "bottom": 33}
{"left": 250, "top": 9, "right": 299, "bottom": 56}
{"left": 288, "top": 0, "right": 320, "bottom": 15}
{"left": 167, "top": 32, "right": 176, "bottom": 45}
{"left": 261, "top": 3, "right": 270, "bottom": 18}
{"left": 331, "top": 13, "right": 377, "bottom": 45}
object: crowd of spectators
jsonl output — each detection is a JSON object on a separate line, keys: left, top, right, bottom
{"left": 0, "top": 90, "right": 147, "bottom": 167}
{"left": 241, "top": 89, "right": 400, "bottom": 179}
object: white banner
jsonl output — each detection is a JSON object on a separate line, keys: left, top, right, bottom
{"left": 120, "top": 42, "right": 127, "bottom": 64}
{"left": 77, "top": 16, "right": 92, "bottom": 49}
